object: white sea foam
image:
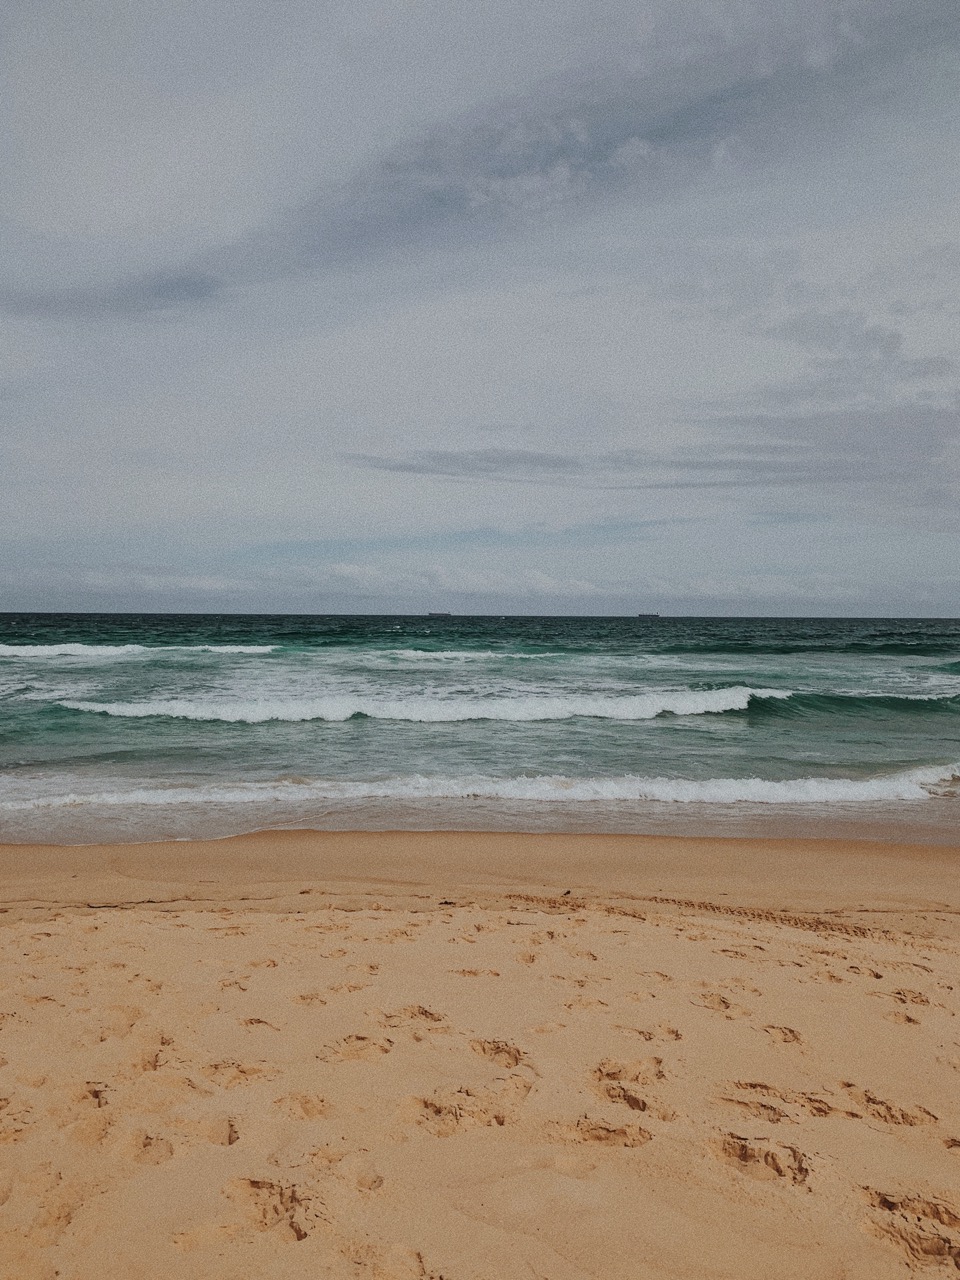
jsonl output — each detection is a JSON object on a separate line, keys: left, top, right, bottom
{"left": 0, "top": 643, "right": 276, "bottom": 658}
{"left": 56, "top": 685, "right": 790, "bottom": 723}
{"left": 379, "top": 648, "right": 555, "bottom": 661}
{"left": 196, "top": 645, "right": 278, "bottom": 654}
{"left": 0, "top": 643, "right": 149, "bottom": 658}
{"left": 2, "top": 763, "right": 956, "bottom": 811}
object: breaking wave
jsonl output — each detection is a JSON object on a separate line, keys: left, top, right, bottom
{"left": 745, "top": 690, "right": 960, "bottom": 719}
{"left": 57, "top": 686, "right": 789, "bottom": 723}
{"left": 3, "top": 763, "right": 956, "bottom": 811}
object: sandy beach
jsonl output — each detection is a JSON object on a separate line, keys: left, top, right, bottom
{"left": 0, "top": 829, "right": 958, "bottom": 1278}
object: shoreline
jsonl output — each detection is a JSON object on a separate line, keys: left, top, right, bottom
{"left": 4, "top": 789, "right": 959, "bottom": 851}
{"left": 3, "top": 826, "right": 960, "bottom": 918}
{"left": 2, "top": 829, "right": 958, "bottom": 1277}
{"left": 5, "top": 787, "right": 959, "bottom": 852}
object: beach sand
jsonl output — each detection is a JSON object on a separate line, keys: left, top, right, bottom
{"left": 0, "top": 829, "right": 958, "bottom": 1278}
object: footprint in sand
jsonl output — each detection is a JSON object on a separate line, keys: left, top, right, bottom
{"left": 380, "top": 1006, "right": 448, "bottom": 1032}
{"left": 130, "top": 1131, "right": 175, "bottom": 1164}
{"left": 77, "top": 1004, "right": 143, "bottom": 1046}
{"left": 31, "top": 1173, "right": 107, "bottom": 1248}
{"left": 593, "top": 1058, "right": 666, "bottom": 1112}
{"left": 617, "top": 1024, "right": 683, "bottom": 1042}
{"left": 200, "top": 1060, "right": 279, "bottom": 1088}
{"left": 319, "top": 1034, "right": 394, "bottom": 1062}
{"left": 198, "top": 1114, "right": 239, "bottom": 1145}
{"left": 840, "top": 1082, "right": 938, "bottom": 1126}
{"left": 885, "top": 987, "right": 932, "bottom": 1007}
{"left": 721, "top": 1080, "right": 850, "bottom": 1123}
{"left": 763, "top": 1025, "right": 804, "bottom": 1045}
{"left": 337, "top": 1240, "right": 431, "bottom": 1280}
{"left": 0, "top": 1096, "right": 34, "bottom": 1142}
{"left": 720, "top": 1079, "right": 937, "bottom": 1127}
{"left": 222, "top": 1177, "right": 323, "bottom": 1242}
{"left": 863, "top": 1188, "right": 960, "bottom": 1267}
{"left": 549, "top": 1115, "right": 653, "bottom": 1148}
{"left": 274, "top": 1093, "right": 328, "bottom": 1119}
{"left": 692, "top": 991, "right": 751, "bottom": 1019}
{"left": 563, "top": 995, "right": 609, "bottom": 1012}
{"left": 470, "top": 1039, "right": 532, "bottom": 1070}
{"left": 713, "top": 1133, "right": 812, "bottom": 1186}
{"left": 416, "top": 1076, "right": 533, "bottom": 1136}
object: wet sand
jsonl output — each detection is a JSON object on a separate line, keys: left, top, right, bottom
{"left": 0, "top": 829, "right": 958, "bottom": 1278}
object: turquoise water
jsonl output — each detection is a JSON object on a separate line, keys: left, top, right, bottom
{"left": 1, "top": 614, "right": 959, "bottom": 843}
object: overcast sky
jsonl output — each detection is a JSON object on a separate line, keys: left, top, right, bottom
{"left": 2, "top": 0, "right": 958, "bottom": 615}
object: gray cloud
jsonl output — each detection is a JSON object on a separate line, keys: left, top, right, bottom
{"left": 704, "top": 404, "right": 960, "bottom": 488}
{"left": 347, "top": 448, "right": 599, "bottom": 481}
{"left": 4, "top": 0, "right": 957, "bottom": 317}
{"left": 346, "top": 447, "right": 732, "bottom": 489}
{"left": 0, "top": 270, "right": 223, "bottom": 320}
{"left": 755, "top": 308, "right": 957, "bottom": 408}
{"left": 770, "top": 309, "right": 908, "bottom": 357}
{"left": 350, "top": 404, "right": 960, "bottom": 492}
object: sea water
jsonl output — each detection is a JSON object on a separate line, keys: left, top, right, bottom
{"left": 1, "top": 614, "right": 958, "bottom": 843}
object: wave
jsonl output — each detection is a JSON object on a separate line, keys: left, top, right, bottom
{"left": 56, "top": 686, "right": 790, "bottom": 724}
{"left": 0, "top": 680, "right": 31, "bottom": 699}
{"left": 745, "top": 690, "right": 960, "bottom": 720}
{"left": 659, "top": 641, "right": 960, "bottom": 657}
{"left": 650, "top": 622, "right": 960, "bottom": 658}
{"left": 50, "top": 687, "right": 960, "bottom": 724}
{"left": 190, "top": 645, "right": 277, "bottom": 654}
{"left": 3, "top": 763, "right": 956, "bottom": 811}
{"left": 0, "top": 643, "right": 277, "bottom": 658}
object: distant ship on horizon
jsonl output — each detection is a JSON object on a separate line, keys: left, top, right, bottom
{"left": 637, "top": 612, "right": 660, "bottom": 618}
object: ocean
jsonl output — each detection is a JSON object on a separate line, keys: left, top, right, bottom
{"left": 1, "top": 613, "right": 958, "bottom": 844}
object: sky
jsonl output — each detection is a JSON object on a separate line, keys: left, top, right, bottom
{"left": 1, "top": 0, "right": 958, "bottom": 615}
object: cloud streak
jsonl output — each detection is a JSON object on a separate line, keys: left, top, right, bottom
{"left": 349, "top": 404, "right": 960, "bottom": 492}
